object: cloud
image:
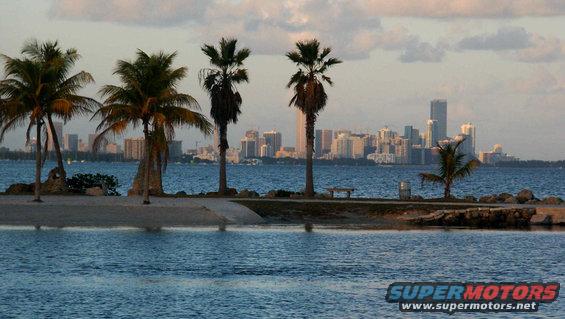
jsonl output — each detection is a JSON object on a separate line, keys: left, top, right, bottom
{"left": 510, "top": 67, "right": 565, "bottom": 94}
{"left": 457, "top": 27, "right": 565, "bottom": 62}
{"left": 457, "top": 26, "right": 531, "bottom": 50}
{"left": 48, "top": 1, "right": 565, "bottom": 62}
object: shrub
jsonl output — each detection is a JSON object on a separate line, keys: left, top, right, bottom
{"left": 66, "top": 173, "right": 120, "bottom": 196}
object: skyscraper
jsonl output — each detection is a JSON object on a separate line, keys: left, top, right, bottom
{"left": 426, "top": 119, "right": 439, "bottom": 148}
{"left": 168, "top": 140, "right": 183, "bottom": 160}
{"left": 460, "top": 122, "right": 476, "bottom": 156}
{"left": 430, "top": 99, "right": 447, "bottom": 140}
{"left": 47, "top": 121, "right": 63, "bottom": 151}
{"left": 295, "top": 110, "right": 306, "bottom": 158}
{"left": 240, "top": 137, "right": 257, "bottom": 158}
{"left": 263, "top": 130, "right": 282, "bottom": 157}
{"left": 124, "top": 137, "right": 145, "bottom": 160}
{"left": 63, "top": 133, "right": 78, "bottom": 153}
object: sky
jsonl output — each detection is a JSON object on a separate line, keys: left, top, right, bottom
{"left": 1, "top": 0, "right": 565, "bottom": 160}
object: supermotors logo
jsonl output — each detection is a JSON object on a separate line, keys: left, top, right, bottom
{"left": 386, "top": 282, "right": 560, "bottom": 314}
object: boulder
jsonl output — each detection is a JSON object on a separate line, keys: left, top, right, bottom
{"left": 236, "top": 189, "right": 259, "bottom": 198}
{"left": 41, "top": 168, "right": 66, "bottom": 193}
{"left": 411, "top": 195, "right": 424, "bottom": 201}
{"left": 540, "top": 196, "right": 563, "bottom": 205}
{"left": 530, "top": 214, "right": 552, "bottom": 225}
{"left": 463, "top": 195, "right": 477, "bottom": 203}
{"left": 85, "top": 186, "right": 104, "bottom": 196}
{"left": 497, "top": 193, "right": 513, "bottom": 202}
{"left": 504, "top": 196, "right": 518, "bottom": 204}
{"left": 525, "top": 199, "right": 540, "bottom": 205}
{"left": 479, "top": 195, "right": 497, "bottom": 203}
{"left": 176, "top": 191, "right": 187, "bottom": 196}
{"left": 5, "top": 183, "right": 34, "bottom": 194}
{"left": 516, "top": 189, "right": 534, "bottom": 203}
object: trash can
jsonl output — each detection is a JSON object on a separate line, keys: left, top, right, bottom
{"left": 399, "top": 181, "right": 411, "bottom": 200}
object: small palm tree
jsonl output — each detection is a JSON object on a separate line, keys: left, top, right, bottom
{"left": 199, "top": 38, "right": 250, "bottom": 195}
{"left": 286, "top": 39, "right": 342, "bottom": 197}
{"left": 419, "top": 139, "right": 481, "bottom": 199}
{"left": 0, "top": 57, "right": 47, "bottom": 201}
{"left": 94, "top": 50, "right": 211, "bottom": 204}
{"left": 22, "top": 40, "right": 98, "bottom": 180}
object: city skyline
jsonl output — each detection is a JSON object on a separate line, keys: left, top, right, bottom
{"left": 1, "top": 1, "right": 565, "bottom": 160}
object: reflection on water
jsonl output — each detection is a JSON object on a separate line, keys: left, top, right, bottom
{"left": 0, "top": 228, "right": 563, "bottom": 318}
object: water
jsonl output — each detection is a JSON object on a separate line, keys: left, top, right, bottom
{"left": 0, "top": 228, "right": 562, "bottom": 318}
{"left": 1, "top": 160, "right": 564, "bottom": 198}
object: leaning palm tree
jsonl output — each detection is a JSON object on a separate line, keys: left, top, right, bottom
{"left": 286, "top": 39, "right": 342, "bottom": 197}
{"left": 199, "top": 38, "right": 250, "bottom": 195}
{"left": 94, "top": 50, "right": 211, "bottom": 204}
{"left": 22, "top": 40, "right": 98, "bottom": 180}
{"left": 0, "top": 57, "right": 47, "bottom": 201}
{"left": 419, "top": 139, "right": 481, "bottom": 199}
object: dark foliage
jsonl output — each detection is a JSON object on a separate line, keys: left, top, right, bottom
{"left": 66, "top": 173, "right": 120, "bottom": 196}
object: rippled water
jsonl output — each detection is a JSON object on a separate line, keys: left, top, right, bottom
{"left": 1, "top": 160, "right": 564, "bottom": 198}
{"left": 0, "top": 228, "right": 562, "bottom": 318}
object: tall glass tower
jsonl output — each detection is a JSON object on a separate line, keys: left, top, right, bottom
{"left": 430, "top": 99, "right": 447, "bottom": 139}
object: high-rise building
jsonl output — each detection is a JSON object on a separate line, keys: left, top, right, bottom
{"left": 426, "top": 119, "right": 439, "bottom": 148}
{"left": 315, "top": 129, "right": 333, "bottom": 157}
{"left": 430, "top": 99, "right": 447, "bottom": 139}
{"left": 460, "top": 122, "right": 476, "bottom": 156}
{"left": 124, "top": 137, "right": 145, "bottom": 160}
{"left": 88, "top": 133, "right": 100, "bottom": 153}
{"left": 263, "top": 130, "right": 281, "bottom": 158}
{"left": 63, "top": 133, "right": 79, "bottom": 153}
{"left": 295, "top": 110, "right": 306, "bottom": 158}
{"left": 168, "top": 140, "right": 183, "bottom": 160}
{"left": 47, "top": 121, "right": 63, "bottom": 151}
{"left": 240, "top": 137, "right": 257, "bottom": 158}
{"left": 403, "top": 125, "right": 421, "bottom": 145}
{"left": 105, "top": 143, "right": 122, "bottom": 154}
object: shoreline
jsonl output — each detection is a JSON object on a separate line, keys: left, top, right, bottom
{"left": 0, "top": 195, "right": 563, "bottom": 230}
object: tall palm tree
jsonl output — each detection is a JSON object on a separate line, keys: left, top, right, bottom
{"left": 286, "top": 39, "right": 342, "bottom": 198}
{"left": 21, "top": 40, "right": 97, "bottom": 180}
{"left": 199, "top": 38, "right": 250, "bottom": 195}
{"left": 0, "top": 57, "right": 47, "bottom": 201}
{"left": 419, "top": 139, "right": 481, "bottom": 199}
{"left": 94, "top": 50, "right": 211, "bottom": 204}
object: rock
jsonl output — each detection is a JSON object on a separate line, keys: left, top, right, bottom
{"left": 226, "top": 188, "right": 238, "bottom": 196}
{"left": 463, "top": 196, "right": 477, "bottom": 203}
{"left": 516, "top": 189, "right": 534, "bottom": 204}
{"left": 525, "top": 199, "right": 540, "bottom": 205}
{"left": 497, "top": 193, "right": 513, "bottom": 202}
{"left": 504, "top": 196, "right": 518, "bottom": 204}
{"left": 411, "top": 195, "right": 424, "bottom": 201}
{"left": 530, "top": 214, "right": 552, "bottom": 225}
{"left": 540, "top": 196, "right": 563, "bottom": 205}
{"left": 5, "top": 183, "right": 34, "bottom": 194}
{"left": 176, "top": 191, "right": 187, "bottom": 196}
{"left": 41, "top": 168, "right": 66, "bottom": 193}
{"left": 85, "top": 186, "right": 104, "bottom": 196}
{"left": 479, "top": 195, "right": 497, "bottom": 203}
{"left": 236, "top": 189, "right": 260, "bottom": 198}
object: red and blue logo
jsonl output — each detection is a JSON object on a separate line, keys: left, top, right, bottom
{"left": 386, "top": 282, "right": 559, "bottom": 314}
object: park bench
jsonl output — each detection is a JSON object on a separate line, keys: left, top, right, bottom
{"left": 326, "top": 187, "right": 355, "bottom": 198}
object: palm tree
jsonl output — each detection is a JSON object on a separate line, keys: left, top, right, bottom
{"left": 21, "top": 40, "right": 98, "bottom": 180}
{"left": 94, "top": 50, "right": 211, "bottom": 204}
{"left": 286, "top": 39, "right": 342, "bottom": 198}
{"left": 419, "top": 139, "right": 481, "bottom": 199}
{"left": 0, "top": 56, "right": 47, "bottom": 201}
{"left": 199, "top": 38, "right": 250, "bottom": 195}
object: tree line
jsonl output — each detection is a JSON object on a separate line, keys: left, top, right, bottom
{"left": 0, "top": 38, "right": 342, "bottom": 203}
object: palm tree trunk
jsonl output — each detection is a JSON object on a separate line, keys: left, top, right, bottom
{"left": 33, "top": 121, "right": 42, "bottom": 202}
{"left": 444, "top": 183, "right": 451, "bottom": 199}
{"left": 142, "top": 123, "right": 150, "bottom": 205}
{"left": 304, "top": 112, "right": 315, "bottom": 198}
{"left": 47, "top": 115, "right": 66, "bottom": 181}
{"left": 218, "top": 124, "right": 228, "bottom": 195}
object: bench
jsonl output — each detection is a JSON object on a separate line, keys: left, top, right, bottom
{"left": 326, "top": 187, "right": 355, "bottom": 198}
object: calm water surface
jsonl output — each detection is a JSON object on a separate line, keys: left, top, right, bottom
{"left": 0, "top": 228, "right": 562, "bottom": 318}
{"left": 1, "top": 160, "right": 564, "bottom": 198}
